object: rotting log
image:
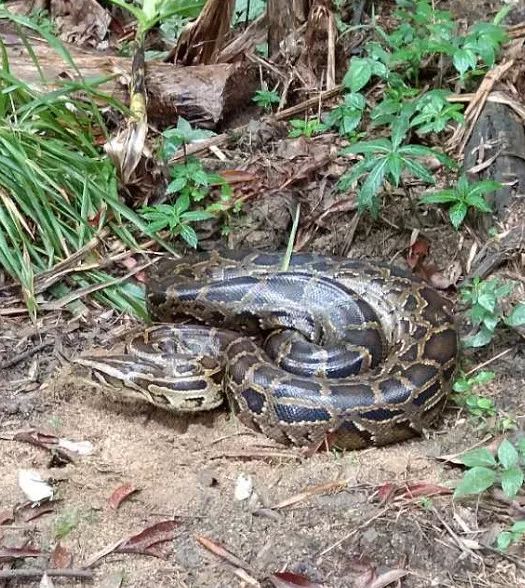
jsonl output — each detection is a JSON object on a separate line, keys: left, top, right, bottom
{"left": 463, "top": 100, "right": 525, "bottom": 276}
{"left": 0, "top": 26, "right": 255, "bottom": 128}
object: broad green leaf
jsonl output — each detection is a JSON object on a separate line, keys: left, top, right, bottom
{"left": 471, "top": 370, "right": 495, "bottom": 386}
{"left": 501, "top": 467, "right": 524, "bottom": 498}
{"left": 174, "top": 193, "right": 190, "bottom": 214}
{"left": 511, "top": 521, "right": 525, "bottom": 534}
{"left": 468, "top": 179, "right": 501, "bottom": 196}
{"left": 449, "top": 201, "right": 467, "bottom": 229}
{"left": 357, "top": 159, "right": 388, "bottom": 216}
{"left": 390, "top": 114, "right": 410, "bottom": 149}
{"left": 182, "top": 210, "right": 215, "bottom": 221}
{"left": 453, "top": 466, "right": 497, "bottom": 498}
{"left": 337, "top": 158, "right": 376, "bottom": 190}
{"left": 341, "top": 138, "right": 392, "bottom": 156}
{"left": 459, "top": 448, "right": 496, "bottom": 468}
{"left": 167, "top": 176, "right": 187, "bottom": 193}
{"left": 497, "top": 531, "right": 513, "bottom": 551}
{"left": 482, "top": 313, "right": 499, "bottom": 333}
{"left": 477, "top": 291, "right": 496, "bottom": 312}
{"left": 178, "top": 224, "right": 198, "bottom": 248}
{"left": 421, "top": 190, "right": 459, "bottom": 204}
{"left": 477, "top": 397, "right": 494, "bottom": 410}
{"left": 386, "top": 153, "right": 403, "bottom": 186}
{"left": 340, "top": 111, "right": 363, "bottom": 135}
{"left": 453, "top": 47, "right": 477, "bottom": 76}
{"left": 402, "top": 157, "right": 435, "bottom": 185}
{"left": 465, "top": 192, "right": 492, "bottom": 212}
{"left": 463, "top": 325, "right": 494, "bottom": 348}
{"left": 345, "top": 92, "right": 366, "bottom": 110}
{"left": 343, "top": 58, "right": 373, "bottom": 93}
{"left": 452, "top": 378, "right": 470, "bottom": 393}
{"left": 498, "top": 439, "right": 519, "bottom": 469}
{"left": 505, "top": 302, "right": 525, "bottom": 327}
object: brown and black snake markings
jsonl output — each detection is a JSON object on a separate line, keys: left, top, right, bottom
{"left": 75, "top": 250, "right": 458, "bottom": 450}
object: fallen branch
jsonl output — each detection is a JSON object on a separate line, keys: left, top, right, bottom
{"left": 0, "top": 568, "right": 93, "bottom": 580}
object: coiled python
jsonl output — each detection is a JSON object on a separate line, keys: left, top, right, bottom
{"left": 75, "top": 250, "right": 458, "bottom": 450}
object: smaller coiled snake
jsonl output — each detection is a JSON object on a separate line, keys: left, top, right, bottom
{"left": 75, "top": 250, "right": 458, "bottom": 450}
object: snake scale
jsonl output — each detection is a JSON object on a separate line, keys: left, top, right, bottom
{"left": 76, "top": 250, "right": 458, "bottom": 450}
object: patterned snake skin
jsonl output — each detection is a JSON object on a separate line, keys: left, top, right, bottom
{"left": 76, "top": 250, "right": 458, "bottom": 450}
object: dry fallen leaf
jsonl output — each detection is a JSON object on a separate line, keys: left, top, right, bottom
{"left": 50, "top": 543, "right": 73, "bottom": 569}
{"left": 116, "top": 520, "right": 179, "bottom": 558}
{"left": 83, "top": 520, "right": 179, "bottom": 568}
{"left": 0, "top": 508, "right": 14, "bottom": 525}
{"left": 269, "top": 571, "right": 324, "bottom": 587}
{"left": 108, "top": 483, "right": 139, "bottom": 510}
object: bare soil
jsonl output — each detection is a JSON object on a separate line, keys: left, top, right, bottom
{"left": 2, "top": 1, "right": 525, "bottom": 587}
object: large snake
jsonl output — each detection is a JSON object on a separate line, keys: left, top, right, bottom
{"left": 75, "top": 250, "right": 458, "bottom": 450}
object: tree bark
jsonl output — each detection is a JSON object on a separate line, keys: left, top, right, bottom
{"left": 267, "top": 0, "right": 311, "bottom": 57}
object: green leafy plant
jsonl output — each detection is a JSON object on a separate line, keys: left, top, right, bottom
{"left": 372, "top": 89, "right": 463, "bottom": 136}
{"left": 497, "top": 520, "right": 525, "bottom": 551}
{"left": 421, "top": 176, "right": 497, "bottom": 229}
{"left": 339, "top": 115, "right": 453, "bottom": 214}
{"left": 460, "top": 278, "right": 525, "bottom": 347}
{"left": 453, "top": 22, "right": 507, "bottom": 78}
{"left": 140, "top": 157, "right": 233, "bottom": 247}
{"left": 370, "top": 85, "right": 419, "bottom": 127}
{"left": 106, "top": 0, "right": 205, "bottom": 38}
{"left": 0, "top": 10, "right": 173, "bottom": 317}
{"left": 140, "top": 197, "right": 213, "bottom": 248}
{"left": 452, "top": 371, "right": 496, "bottom": 419}
{"left": 252, "top": 89, "right": 281, "bottom": 111}
{"left": 288, "top": 118, "right": 327, "bottom": 139}
{"left": 324, "top": 92, "right": 366, "bottom": 137}
{"left": 342, "top": 56, "right": 388, "bottom": 93}
{"left": 384, "top": 1, "right": 460, "bottom": 80}
{"left": 372, "top": 0, "right": 506, "bottom": 83}
{"left": 410, "top": 90, "right": 464, "bottom": 134}
{"left": 54, "top": 510, "right": 80, "bottom": 540}
{"left": 161, "top": 117, "right": 216, "bottom": 160}
{"left": 454, "top": 438, "right": 525, "bottom": 499}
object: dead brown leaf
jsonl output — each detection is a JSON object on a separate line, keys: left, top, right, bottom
{"left": 116, "top": 520, "right": 179, "bottom": 558}
{"left": 50, "top": 543, "right": 73, "bottom": 569}
{"left": 108, "top": 483, "right": 139, "bottom": 510}
{"left": 0, "top": 509, "right": 14, "bottom": 526}
{"left": 83, "top": 520, "right": 179, "bottom": 568}
{"left": 269, "top": 571, "right": 323, "bottom": 587}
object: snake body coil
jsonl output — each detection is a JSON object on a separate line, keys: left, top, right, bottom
{"left": 77, "top": 250, "right": 458, "bottom": 449}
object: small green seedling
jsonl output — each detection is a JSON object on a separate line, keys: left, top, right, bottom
{"left": 140, "top": 197, "right": 214, "bottom": 248}
{"left": 460, "top": 278, "right": 524, "bottom": 347}
{"left": 410, "top": 90, "right": 464, "bottom": 134}
{"left": 452, "top": 370, "right": 496, "bottom": 419}
{"left": 161, "top": 117, "right": 216, "bottom": 160}
{"left": 497, "top": 520, "right": 525, "bottom": 551}
{"left": 288, "top": 118, "right": 327, "bottom": 139}
{"left": 252, "top": 89, "right": 281, "bottom": 111}
{"left": 339, "top": 114, "right": 453, "bottom": 215}
{"left": 140, "top": 157, "right": 231, "bottom": 248}
{"left": 54, "top": 510, "right": 80, "bottom": 540}
{"left": 454, "top": 438, "right": 525, "bottom": 500}
{"left": 324, "top": 92, "right": 366, "bottom": 137}
{"left": 421, "top": 176, "right": 497, "bottom": 229}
